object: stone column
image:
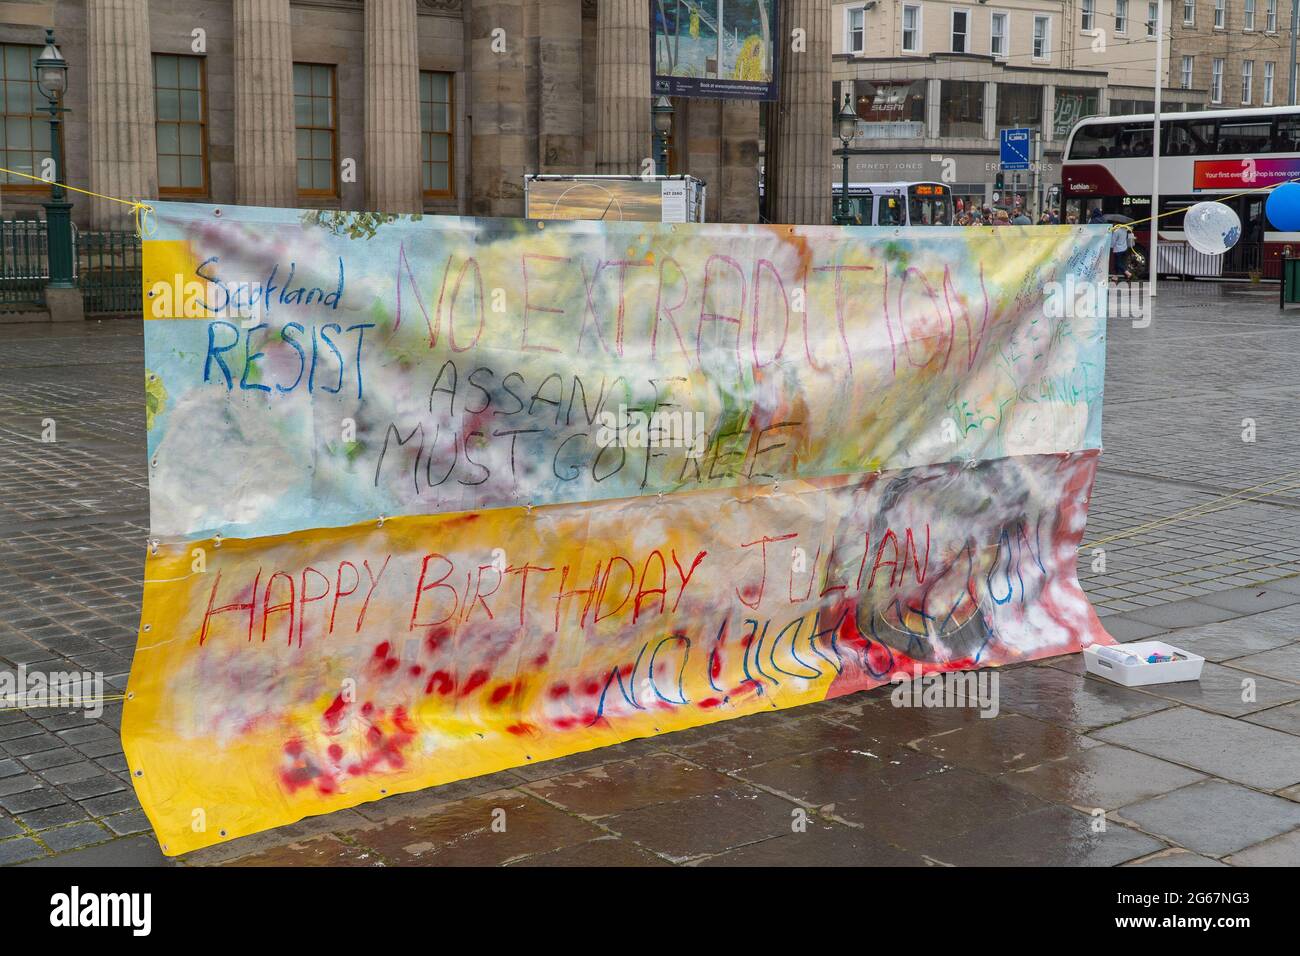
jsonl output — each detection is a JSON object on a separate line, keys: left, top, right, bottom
{"left": 233, "top": 0, "right": 296, "bottom": 206}
{"left": 365, "top": 0, "right": 422, "bottom": 212}
{"left": 767, "top": 0, "right": 831, "bottom": 224}
{"left": 467, "top": 0, "right": 528, "bottom": 217}
{"left": 85, "top": 0, "right": 157, "bottom": 229}
{"left": 537, "top": 0, "right": 583, "bottom": 172}
{"left": 595, "top": 0, "right": 651, "bottom": 174}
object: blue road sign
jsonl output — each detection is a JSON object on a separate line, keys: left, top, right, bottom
{"left": 1000, "top": 128, "right": 1031, "bottom": 170}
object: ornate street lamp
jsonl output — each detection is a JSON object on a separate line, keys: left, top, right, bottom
{"left": 35, "top": 29, "right": 75, "bottom": 293}
{"left": 834, "top": 93, "right": 858, "bottom": 225}
{"left": 653, "top": 96, "right": 675, "bottom": 176}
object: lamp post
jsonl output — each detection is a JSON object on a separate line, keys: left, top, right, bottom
{"left": 834, "top": 93, "right": 858, "bottom": 224}
{"left": 35, "top": 29, "right": 74, "bottom": 294}
{"left": 653, "top": 96, "right": 674, "bottom": 176}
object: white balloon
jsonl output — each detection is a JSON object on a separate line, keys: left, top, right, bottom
{"left": 1183, "top": 201, "right": 1241, "bottom": 255}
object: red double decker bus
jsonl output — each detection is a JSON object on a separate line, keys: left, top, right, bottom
{"left": 1061, "top": 105, "right": 1300, "bottom": 279}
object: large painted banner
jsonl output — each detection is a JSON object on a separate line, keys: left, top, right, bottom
{"left": 126, "top": 203, "right": 1113, "bottom": 854}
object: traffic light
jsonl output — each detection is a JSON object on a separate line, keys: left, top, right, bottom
{"left": 995, "top": 171, "right": 1004, "bottom": 191}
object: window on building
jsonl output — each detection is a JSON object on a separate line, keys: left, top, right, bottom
{"left": 1116, "top": 0, "right": 1129, "bottom": 32}
{"left": 1267, "top": 0, "right": 1278, "bottom": 30}
{"left": 1181, "top": 55, "right": 1194, "bottom": 88}
{"left": 154, "top": 54, "right": 207, "bottom": 195}
{"left": 1033, "top": 15, "right": 1051, "bottom": 58}
{"left": 901, "top": 5, "right": 921, "bottom": 52}
{"left": 998, "top": 84, "right": 1043, "bottom": 132}
{"left": 420, "top": 71, "right": 453, "bottom": 198}
{"left": 1147, "top": 1, "right": 1159, "bottom": 35}
{"left": 1082, "top": 0, "right": 1095, "bottom": 29}
{"left": 845, "top": 6, "right": 866, "bottom": 53}
{"left": 1211, "top": 57, "right": 1224, "bottom": 101}
{"left": 1184, "top": 0, "right": 1196, "bottom": 22}
{"left": 1241, "top": 60, "right": 1254, "bottom": 103}
{"left": 1244, "top": 0, "right": 1256, "bottom": 28}
{"left": 294, "top": 63, "right": 336, "bottom": 197}
{"left": 1053, "top": 88, "right": 1100, "bottom": 138}
{"left": 1264, "top": 61, "right": 1275, "bottom": 104}
{"left": 1214, "top": 0, "right": 1226, "bottom": 27}
{"left": 951, "top": 9, "right": 969, "bottom": 52}
{"left": 0, "top": 44, "right": 54, "bottom": 190}
{"left": 939, "top": 80, "right": 984, "bottom": 137}
{"left": 991, "top": 11, "right": 1008, "bottom": 56}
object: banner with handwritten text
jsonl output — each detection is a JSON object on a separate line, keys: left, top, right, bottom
{"left": 125, "top": 204, "right": 1113, "bottom": 854}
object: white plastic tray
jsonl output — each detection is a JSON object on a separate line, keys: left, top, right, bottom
{"left": 1083, "top": 640, "right": 1204, "bottom": 687}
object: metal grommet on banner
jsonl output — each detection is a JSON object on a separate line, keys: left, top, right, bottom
{"left": 213, "top": 533, "right": 223, "bottom": 549}
{"left": 377, "top": 515, "right": 386, "bottom": 528}
{"left": 213, "top": 207, "right": 222, "bottom": 217}
{"left": 525, "top": 502, "right": 535, "bottom": 517}
{"left": 149, "top": 538, "right": 158, "bottom": 555}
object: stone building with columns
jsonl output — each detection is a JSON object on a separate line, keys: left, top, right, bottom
{"left": 0, "top": 0, "right": 833, "bottom": 230}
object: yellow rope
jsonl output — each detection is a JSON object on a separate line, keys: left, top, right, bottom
{"left": 0, "top": 165, "right": 154, "bottom": 237}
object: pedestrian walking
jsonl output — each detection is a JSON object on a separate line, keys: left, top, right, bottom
{"left": 1111, "top": 224, "right": 1134, "bottom": 280}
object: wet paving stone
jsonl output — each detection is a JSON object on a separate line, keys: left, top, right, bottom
{"left": 924, "top": 805, "right": 1166, "bottom": 867}
{"left": 521, "top": 752, "right": 736, "bottom": 817}
{"left": 823, "top": 767, "right": 1054, "bottom": 858}
{"left": 817, "top": 695, "right": 992, "bottom": 743}
{"left": 506, "top": 836, "right": 671, "bottom": 867}
{"left": 227, "top": 835, "right": 386, "bottom": 867}
{"left": 995, "top": 666, "right": 1175, "bottom": 732}
{"left": 1003, "top": 743, "right": 1206, "bottom": 810}
{"left": 1127, "top": 661, "right": 1300, "bottom": 717}
{"left": 600, "top": 785, "right": 797, "bottom": 862}
{"left": 1223, "top": 828, "right": 1300, "bottom": 866}
{"left": 1092, "top": 706, "right": 1300, "bottom": 790}
{"left": 1157, "top": 610, "right": 1300, "bottom": 661}
{"left": 1096, "top": 616, "right": 1171, "bottom": 643}
{"left": 1117, "top": 779, "right": 1300, "bottom": 857}
{"left": 352, "top": 790, "right": 604, "bottom": 866}
{"left": 663, "top": 714, "right": 868, "bottom": 772}
{"left": 1243, "top": 701, "right": 1300, "bottom": 735}
{"left": 695, "top": 820, "right": 925, "bottom": 867}
{"left": 1124, "top": 849, "right": 1229, "bottom": 867}
{"left": 734, "top": 743, "right": 951, "bottom": 808}
{"left": 1123, "top": 599, "right": 1241, "bottom": 630}
{"left": 910, "top": 713, "right": 1101, "bottom": 775}
{"left": 1222, "top": 642, "right": 1300, "bottom": 683}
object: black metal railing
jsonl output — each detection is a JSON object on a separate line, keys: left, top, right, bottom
{"left": 0, "top": 218, "right": 56, "bottom": 313}
{"left": 77, "top": 229, "right": 142, "bottom": 315}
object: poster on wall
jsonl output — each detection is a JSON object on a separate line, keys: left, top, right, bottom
{"left": 126, "top": 203, "right": 1114, "bottom": 855}
{"left": 651, "top": 0, "right": 779, "bottom": 101}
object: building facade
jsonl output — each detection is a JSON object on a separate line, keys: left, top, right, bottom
{"left": 831, "top": 0, "right": 1204, "bottom": 211}
{"left": 0, "top": 0, "right": 785, "bottom": 229}
{"left": 1168, "top": 0, "right": 1291, "bottom": 109}
{"left": 0, "top": 0, "right": 1240, "bottom": 234}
